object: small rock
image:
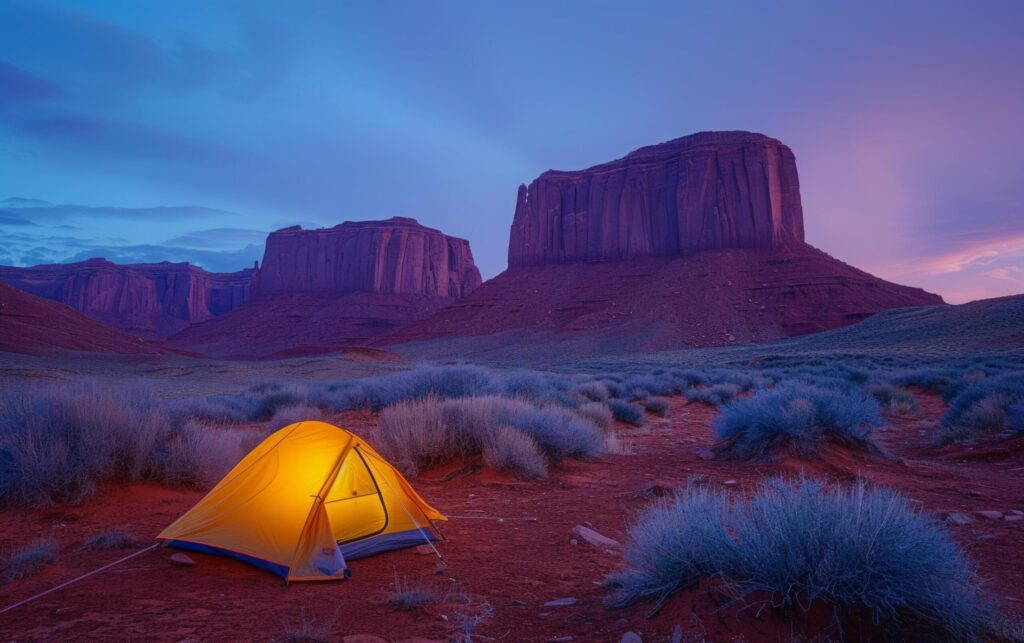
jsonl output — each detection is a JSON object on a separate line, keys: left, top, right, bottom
{"left": 511, "top": 599, "right": 528, "bottom": 606}
{"left": 547, "top": 637, "right": 573, "bottom": 642}
{"left": 722, "top": 479, "right": 738, "bottom": 486}
{"left": 621, "top": 633, "right": 643, "bottom": 643}
{"left": 614, "top": 618, "right": 629, "bottom": 628}
{"left": 976, "top": 510, "right": 1003, "bottom": 520}
{"left": 572, "top": 525, "right": 620, "bottom": 548}
{"left": 170, "top": 553, "right": 196, "bottom": 567}
{"left": 543, "top": 597, "right": 578, "bottom": 607}
{"left": 415, "top": 545, "right": 435, "bottom": 555}
{"left": 1007, "top": 509, "right": 1024, "bottom": 517}
{"left": 1004, "top": 514, "right": 1023, "bottom": 522}
{"left": 671, "top": 625, "right": 684, "bottom": 643}
{"left": 569, "top": 538, "right": 579, "bottom": 545}
{"left": 694, "top": 448, "right": 715, "bottom": 461}
{"left": 945, "top": 512, "right": 974, "bottom": 526}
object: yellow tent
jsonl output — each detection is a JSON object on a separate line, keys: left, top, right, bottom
{"left": 158, "top": 421, "right": 446, "bottom": 582}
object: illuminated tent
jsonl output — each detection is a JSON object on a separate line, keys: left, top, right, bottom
{"left": 158, "top": 421, "right": 446, "bottom": 582}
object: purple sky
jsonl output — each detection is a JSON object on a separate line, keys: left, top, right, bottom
{"left": 1, "top": 1, "right": 1022, "bottom": 303}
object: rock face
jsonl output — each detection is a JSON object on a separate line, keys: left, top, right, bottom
{"left": 0, "top": 259, "right": 252, "bottom": 338}
{"left": 0, "top": 279, "right": 178, "bottom": 355}
{"left": 253, "top": 217, "right": 481, "bottom": 298}
{"left": 170, "top": 218, "right": 483, "bottom": 359}
{"left": 509, "top": 131, "right": 804, "bottom": 267}
{"left": 386, "top": 131, "right": 944, "bottom": 355}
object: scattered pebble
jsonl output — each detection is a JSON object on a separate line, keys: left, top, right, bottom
{"left": 694, "top": 448, "right": 715, "bottom": 461}
{"left": 415, "top": 545, "right": 435, "bottom": 555}
{"left": 722, "top": 479, "right": 738, "bottom": 486}
{"left": 621, "top": 632, "right": 643, "bottom": 643}
{"left": 543, "top": 597, "right": 578, "bottom": 607}
{"left": 1004, "top": 514, "right": 1023, "bottom": 522}
{"left": 944, "top": 512, "right": 974, "bottom": 526}
{"left": 976, "top": 510, "right": 1003, "bottom": 520}
{"left": 572, "top": 525, "right": 620, "bottom": 548}
{"left": 170, "top": 553, "right": 196, "bottom": 567}
{"left": 547, "top": 637, "right": 573, "bottom": 642}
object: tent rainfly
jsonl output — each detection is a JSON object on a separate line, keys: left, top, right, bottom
{"left": 158, "top": 421, "right": 446, "bottom": 581}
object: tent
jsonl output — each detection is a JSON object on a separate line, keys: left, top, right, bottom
{"left": 158, "top": 421, "right": 446, "bottom": 582}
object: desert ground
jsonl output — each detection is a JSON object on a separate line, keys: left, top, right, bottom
{"left": 1, "top": 295, "right": 1023, "bottom": 642}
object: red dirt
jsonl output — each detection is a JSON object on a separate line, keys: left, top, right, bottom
{"left": 1, "top": 394, "right": 1022, "bottom": 641}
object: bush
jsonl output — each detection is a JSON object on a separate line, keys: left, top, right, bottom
{"left": 940, "top": 374, "right": 1024, "bottom": 443}
{"left": 388, "top": 579, "right": 437, "bottom": 611}
{"left": 0, "top": 385, "right": 249, "bottom": 507}
{"left": 607, "top": 478, "right": 989, "bottom": 640}
{"left": 373, "top": 395, "right": 602, "bottom": 477}
{"left": 713, "top": 384, "right": 883, "bottom": 459}
{"left": 82, "top": 530, "right": 139, "bottom": 550}
{"left": 869, "top": 383, "right": 921, "bottom": 416}
{"left": 574, "top": 381, "right": 610, "bottom": 402}
{"left": 2, "top": 538, "right": 57, "bottom": 583}
{"left": 643, "top": 397, "right": 670, "bottom": 417}
{"left": 482, "top": 426, "right": 547, "bottom": 478}
{"left": 576, "top": 402, "right": 613, "bottom": 428}
{"left": 608, "top": 400, "right": 644, "bottom": 426}
{"left": 684, "top": 383, "right": 742, "bottom": 407}
{"left": 265, "top": 404, "right": 332, "bottom": 432}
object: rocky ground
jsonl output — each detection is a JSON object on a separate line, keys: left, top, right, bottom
{"left": 1, "top": 393, "right": 1022, "bottom": 641}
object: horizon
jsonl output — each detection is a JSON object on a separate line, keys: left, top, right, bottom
{"left": 1, "top": 1, "right": 1023, "bottom": 304}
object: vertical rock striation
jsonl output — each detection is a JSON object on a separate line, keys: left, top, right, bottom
{"left": 253, "top": 217, "right": 481, "bottom": 298}
{"left": 0, "top": 259, "right": 252, "bottom": 337}
{"left": 509, "top": 131, "right": 804, "bottom": 267}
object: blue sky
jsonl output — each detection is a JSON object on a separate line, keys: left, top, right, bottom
{"left": 1, "top": 0, "right": 1022, "bottom": 301}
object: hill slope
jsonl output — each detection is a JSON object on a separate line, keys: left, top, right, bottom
{"left": 0, "top": 280, "right": 178, "bottom": 355}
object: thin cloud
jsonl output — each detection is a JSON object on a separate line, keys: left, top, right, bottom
{"left": 0, "top": 209, "right": 39, "bottom": 226}
{"left": 164, "top": 227, "right": 268, "bottom": 248}
{"left": 3, "top": 202, "right": 237, "bottom": 222}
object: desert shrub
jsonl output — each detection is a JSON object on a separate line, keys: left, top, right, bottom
{"left": 574, "top": 381, "right": 610, "bottom": 402}
{"left": 608, "top": 400, "right": 644, "bottom": 426}
{"left": 684, "top": 383, "right": 742, "bottom": 407}
{"left": 2, "top": 538, "right": 57, "bottom": 583}
{"left": 82, "top": 530, "right": 139, "bottom": 550}
{"left": 150, "top": 422, "right": 249, "bottom": 488}
{"left": 1009, "top": 404, "right": 1024, "bottom": 435}
{"left": 374, "top": 395, "right": 602, "bottom": 477}
{"left": 510, "top": 405, "right": 604, "bottom": 458}
{"left": 869, "top": 383, "right": 921, "bottom": 416}
{"left": 482, "top": 426, "right": 547, "bottom": 478}
{"left": 265, "top": 404, "right": 332, "bottom": 432}
{"left": 607, "top": 478, "right": 989, "bottom": 640}
{"left": 940, "top": 374, "right": 1024, "bottom": 443}
{"left": 576, "top": 401, "right": 613, "bottom": 428}
{"left": 890, "top": 368, "right": 968, "bottom": 400}
{"left": 388, "top": 578, "right": 437, "bottom": 611}
{"left": 643, "top": 397, "right": 670, "bottom": 417}
{"left": 500, "top": 370, "right": 575, "bottom": 406}
{"left": 713, "top": 383, "right": 883, "bottom": 459}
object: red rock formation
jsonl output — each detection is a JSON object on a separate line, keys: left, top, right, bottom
{"left": 387, "top": 131, "right": 943, "bottom": 355}
{"left": 0, "top": 259, "right": 252, "bottom": 338}
{"left": 386, "top": 245, "right": 943, "bottom": 356}
{"left": 509, "top": 131, "right": 804, "bottom": 267}
{"left": 253, "top": 217, "right": 481, "bottom": 298}
{"left": 0, "top": 279, "right": 179, "bottom": 355}
{"left": 169, "top": 217, "right": 483, "bottom": 358}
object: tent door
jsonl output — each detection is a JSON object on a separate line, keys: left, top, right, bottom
{"left": 324, "top": 446, "right": 389, "bottom": 544}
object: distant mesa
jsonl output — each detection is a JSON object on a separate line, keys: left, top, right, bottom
{"left": 0, "top": 259, "right": 252, "bottom": 338}
{"left": 253, "top": 216, "right": 481, "bottom": 298}
{"left": 167, "top": 217, "right": 483, "bottom": 359}
{"left": 386, "top": 131, "right": 943, "bottom": 352}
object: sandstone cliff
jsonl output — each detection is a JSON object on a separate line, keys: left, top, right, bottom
{"left": 509, "top": 131, "right": 804, "bottom": 267}
{"left": 253, "top": 217, "right": 481, "bottom": 298}
{"left": 0, "top": 259, "right": 252, "bottom": 337}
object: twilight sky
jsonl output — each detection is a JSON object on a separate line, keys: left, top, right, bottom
{"left": 1, "top": 0, "right": 1022, "bottom": 303}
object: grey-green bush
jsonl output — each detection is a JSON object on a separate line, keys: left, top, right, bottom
{"left": 607, "top": 478, "right": 989, "bottom": 640}
{"left": 2, "top": 538, "right": 57, "bottom": 583}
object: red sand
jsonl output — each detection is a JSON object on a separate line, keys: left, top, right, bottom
{"left": 1, "top": 394, "right": 1022, "bottom": 641}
